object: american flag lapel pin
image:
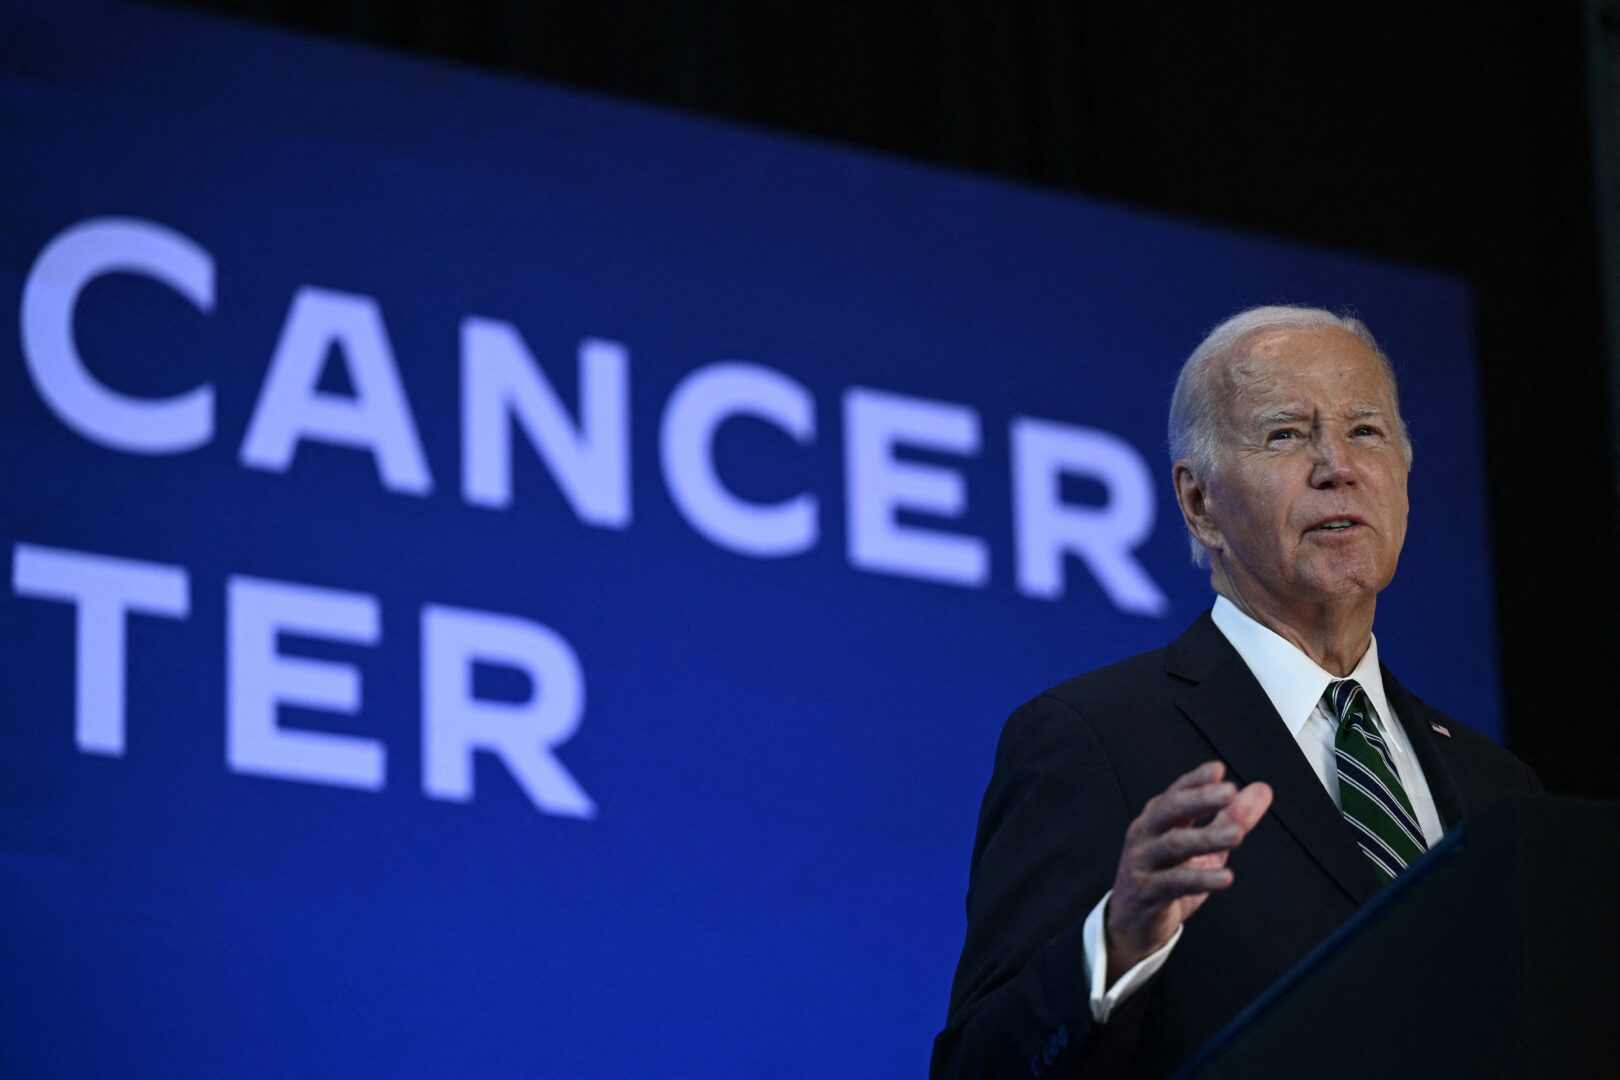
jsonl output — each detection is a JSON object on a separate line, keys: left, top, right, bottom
{"left": 1430, "top": 722, "right": 1451, "bottom": 737}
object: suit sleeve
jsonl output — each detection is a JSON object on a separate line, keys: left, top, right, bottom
{"left": 930, "top": 694, "right": 1152, "bottom": 1079}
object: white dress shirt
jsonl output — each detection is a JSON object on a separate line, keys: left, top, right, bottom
{"left": 1080, "top": 597, "right": 1443, "bottom": 1022}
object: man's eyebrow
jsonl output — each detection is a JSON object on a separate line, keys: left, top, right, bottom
{"left": 1252, "top": 405, "right": 1390, "bottom": 427}
{"left": 1255, "top": 409, "right": 1309, "bottom": 427}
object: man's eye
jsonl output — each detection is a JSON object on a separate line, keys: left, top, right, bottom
{"left": 1351, "top": 425, "right": 1381, "bottom": 437}
{"left": 1268, "top": 430, "right": 1297, "bottom": 442}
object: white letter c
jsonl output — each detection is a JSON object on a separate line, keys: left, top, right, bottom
{"left": 20, "top": 216, "right": 215, "bottom": 454}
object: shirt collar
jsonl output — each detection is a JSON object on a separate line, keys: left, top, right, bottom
{"left": 1209, "top": 595, "right": 1394, "bottom": 738}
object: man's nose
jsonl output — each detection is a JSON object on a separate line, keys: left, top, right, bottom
{"left": 1309, "top": 433, "right": 1358, "bottom": 487}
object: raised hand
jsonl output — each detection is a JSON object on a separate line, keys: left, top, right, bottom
{"left": 1104, "top": 761, "right": 1273, "bottom": 983}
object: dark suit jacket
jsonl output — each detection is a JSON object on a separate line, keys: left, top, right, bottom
{"left": 931, "top": 612, "right": 1541, "bottom": 1079}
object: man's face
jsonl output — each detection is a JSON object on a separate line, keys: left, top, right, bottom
{"left": 1193, "top": 325, "right": 1410, "bottom": 616}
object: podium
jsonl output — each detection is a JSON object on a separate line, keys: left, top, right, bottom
{"left": 1177, "top": 796, "right": 1620, "bottom": 1078}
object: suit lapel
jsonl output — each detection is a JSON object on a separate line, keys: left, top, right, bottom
{"left": 1167, "top": 614, "right": 1383, "bottom": 907}
{"left": 1380, "top": 665, "right": 1467, "bottom": 829}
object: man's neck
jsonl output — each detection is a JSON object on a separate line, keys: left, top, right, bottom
{"left": 1211, "top": 578, "right": 1374, "bottom": 677}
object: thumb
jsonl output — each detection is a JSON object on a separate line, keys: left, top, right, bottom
{"left": 1215, "top": 781, "right": 1272, "bottom": 832}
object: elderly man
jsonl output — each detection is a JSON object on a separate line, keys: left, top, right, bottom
{"left": 931, "top": 306, "right": 1540, "bottom": 1078}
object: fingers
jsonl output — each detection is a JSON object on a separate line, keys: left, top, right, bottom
{"left": 1128, "top": 772, "right": 1273, "bottom": 872}
{"left": 1132, "top": 865, "right": 1234, "bottom": 904}
{"left": 1166, "top": 760, "right": 1225, "bottom": 792}
{"left": 1136, "top": 821, "right": 1243, "bottom": 870}
{"left": 1135, "top": 777, "right": 1236, "bottom": 837}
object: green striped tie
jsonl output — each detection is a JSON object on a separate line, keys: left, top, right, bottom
{"left": 1324, "top": 679, "right": 1428, "bottom": 882}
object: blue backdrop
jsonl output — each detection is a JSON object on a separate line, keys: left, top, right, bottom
{"left": 1, "top": 2, "right": 1496, "bottom": 1076}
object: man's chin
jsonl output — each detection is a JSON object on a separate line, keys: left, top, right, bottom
{"left": 1298, "top": 562, "right": 1397, "bottom": 603}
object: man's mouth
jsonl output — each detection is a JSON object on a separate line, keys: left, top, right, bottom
{"left": 1309, "top": 517, "right": 1364, "bottom": 533}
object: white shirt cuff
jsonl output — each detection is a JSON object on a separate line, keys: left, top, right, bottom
{"left": 1081, "top": 889, "right": 1183, "bottom": 1023}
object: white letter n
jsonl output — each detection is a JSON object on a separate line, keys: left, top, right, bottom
{"left": 461, "top": 319, "right": 630, "bottom": 527}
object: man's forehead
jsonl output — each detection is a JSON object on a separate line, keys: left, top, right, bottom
{"left": 1215, "top": 328, "right": 1393, "bottom": 406}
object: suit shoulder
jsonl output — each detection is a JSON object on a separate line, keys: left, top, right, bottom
{"left": 1399, "top": 687, "right": 1542, "bottom": 792}
{"left": 1034, "top": 643, "right": 1177, "bottom": 715}
{"left": 1001, "top": 643, "right": 1180, "bottom": 751}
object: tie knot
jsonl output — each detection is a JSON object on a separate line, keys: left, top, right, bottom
{"left": 1324, "top": 678, "right": 1368, "bottom": 731}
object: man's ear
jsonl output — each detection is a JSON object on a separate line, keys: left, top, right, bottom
{"left": 1173, "top": 461, "right": 1223, "bottom": 553}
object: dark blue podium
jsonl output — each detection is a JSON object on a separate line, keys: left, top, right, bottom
{"left": 1179, "top": 796, "right": 1620, "bottom": 1078}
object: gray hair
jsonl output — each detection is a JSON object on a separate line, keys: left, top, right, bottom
{"left": 1167, "top": 305, "right": 1413, "bottom": 565}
